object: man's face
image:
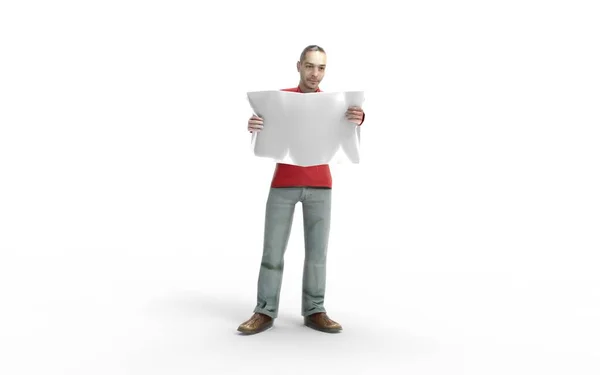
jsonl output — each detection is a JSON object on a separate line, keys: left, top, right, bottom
{"left": 297, "top": 51, "right": 327, "bottom": 91}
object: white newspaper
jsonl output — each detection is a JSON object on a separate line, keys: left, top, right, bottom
{"left": 247, "top": 90, "right": 365, "bottom": 167}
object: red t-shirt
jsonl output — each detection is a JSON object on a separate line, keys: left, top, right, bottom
{"left": 268, "top": 86, "right": 364, "bottom": 188}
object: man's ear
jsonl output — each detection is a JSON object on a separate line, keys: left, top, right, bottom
{"left": 296, "top": 61, "right": 300, "bottom": 72}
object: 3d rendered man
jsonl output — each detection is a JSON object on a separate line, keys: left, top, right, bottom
{"left": 237, "top": 45, "right": 365, "bottom": 335}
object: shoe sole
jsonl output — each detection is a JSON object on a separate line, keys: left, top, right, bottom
{"left": 304, "top": 320, "right": 342, "bottom": 334}
{"left": 237, "top": 321, "right": 273, "bottom": 335}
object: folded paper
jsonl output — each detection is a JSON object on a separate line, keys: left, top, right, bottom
{"left": 247, "top": 90, "right": 364, "bottom": 167}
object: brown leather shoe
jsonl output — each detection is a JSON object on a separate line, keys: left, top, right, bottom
{"left": 237, "top": 313, "right": 273, "bottom": 335}
{"left": 304, "top": 312, "right": 342, "bottom": 333}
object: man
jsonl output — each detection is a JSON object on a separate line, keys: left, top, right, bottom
{"left": 238, "top": 45, "right": 365, "bottom": 335}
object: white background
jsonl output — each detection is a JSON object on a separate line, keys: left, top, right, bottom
{"left": 1, "top": 0, "right": 599, "bottom": 374}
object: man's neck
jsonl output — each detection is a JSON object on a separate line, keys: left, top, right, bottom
{"left": 298, "top": 82, "right": 318, "bottom": 93}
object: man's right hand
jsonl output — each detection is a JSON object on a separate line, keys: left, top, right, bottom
{"left": 248, "top": 115, "right": 264, "bottom": 133}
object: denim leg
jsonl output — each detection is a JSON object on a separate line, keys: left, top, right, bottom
{"left": 300, "top": 188, "right": 332, "bottom": 316}
{"left": 254, "top": 188, "right": 301, "bottom": 319}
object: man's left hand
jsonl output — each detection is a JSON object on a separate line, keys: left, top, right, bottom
{"left": 346, "top": 106, "right": 364, "bottom": 125}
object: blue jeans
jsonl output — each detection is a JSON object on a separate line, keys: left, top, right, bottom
{"left": 253, "top": 187, "right": 332, "bottom": 319}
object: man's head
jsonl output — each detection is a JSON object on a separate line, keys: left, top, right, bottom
{"left": 297, "top": 45, "right": 327, "bottom": 92}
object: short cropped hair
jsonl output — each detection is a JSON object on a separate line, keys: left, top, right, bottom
{"left": 300, "top": 45, "right": 326, "bottom": 63}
